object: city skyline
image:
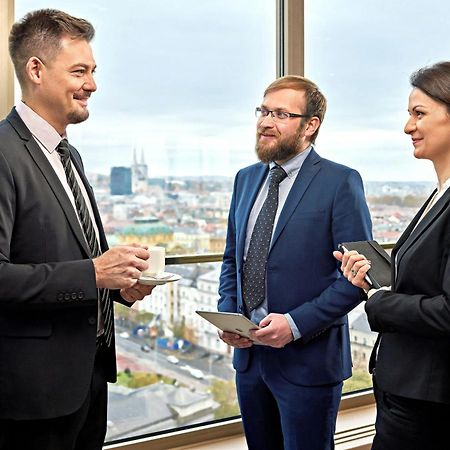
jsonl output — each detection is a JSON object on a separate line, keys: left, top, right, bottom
{"left": 15, "top": 0, "right": 449, "bottom": 183}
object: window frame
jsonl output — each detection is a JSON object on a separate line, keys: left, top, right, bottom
{"left": 0, "top": 0, "right": 377, "bottom": 448}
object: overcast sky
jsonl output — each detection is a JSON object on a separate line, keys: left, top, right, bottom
{"left": 15, "top": 0, "right": 450, "bottom": 182}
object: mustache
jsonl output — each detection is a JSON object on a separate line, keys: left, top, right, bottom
{"left": 257, "top": 128, "right": 278, "bottom": 138}
{"left": 73, "top": 92, "right": 91, "bottom": 100}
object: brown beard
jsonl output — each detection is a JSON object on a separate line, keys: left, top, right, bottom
{"left": 67, "top": 109, "right": 90, "bottom": 125}
{"left": 255, "top": 124, "right": 304, "bottom": 164}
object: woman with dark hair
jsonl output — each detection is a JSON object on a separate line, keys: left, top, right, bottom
{"left": 335, "top": 61, "right": 450, "bottom": 450}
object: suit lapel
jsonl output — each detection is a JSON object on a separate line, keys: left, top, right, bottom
{"left": 236, "top": 164, "right": 268, "bottom": 264}
{"left": 7, "top": 110, "right": 91, "bottom": 256}
{"left": 396, "top": 188, "right": 450, "bottom": 267}
{"left": 69, "top": 146, "right": 109, "bottom": 252}
{"left": 270, "top": 150, "right": 321, "bottom": 250}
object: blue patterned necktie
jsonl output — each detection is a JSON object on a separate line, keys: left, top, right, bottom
{"left": 242, "top": 164, "right": 287, "bottom": 313}
{"left": 57, "top": 139, "right": 114, "bottom": 347}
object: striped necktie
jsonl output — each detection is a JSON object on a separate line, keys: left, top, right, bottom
{"left": 57, "top": 139, "right": 114, "bottom": 347}
{"left": 242, "top": 164, "right": 287, "bottom": 313}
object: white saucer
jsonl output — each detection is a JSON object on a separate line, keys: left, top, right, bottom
{"left": 138, "top": 272, "right": 182, "bottom": 286}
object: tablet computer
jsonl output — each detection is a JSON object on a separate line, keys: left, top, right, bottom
{"left": 195, "top": 310, "right": 260, "bottom": 339}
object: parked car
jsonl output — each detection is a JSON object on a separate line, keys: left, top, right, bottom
{"left": 166, "top": 355, "right": 179, "bottom": 365}
{"left": 140, "top": 344, "right": 151, "bottom": 353}
{"left": 189, "top": 368, "right": 204, "bottom": 379}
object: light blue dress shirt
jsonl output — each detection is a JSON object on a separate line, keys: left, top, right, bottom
{"left": 244, "top": 146, "right": 312, "bottom": 340}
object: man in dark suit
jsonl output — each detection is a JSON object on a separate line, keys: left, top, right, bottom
{"left": 218, "top": 75, "right": 372, "bottom": 450}
{"left": 0, "top": 9, "right": 154, "bottom": 450}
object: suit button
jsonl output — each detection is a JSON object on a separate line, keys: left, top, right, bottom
{"left": 57, "top": 293, "right": 64, "bottom": 301}
{"left": 64, "top": 293, "right": 71, "bottom": 301}
{"left": 71, "top": 292, "right": 78, "bottom": 300}
{"left": 77, "top": 291, "right": 85, "bottom": 300}
{"left": 88, "top": 317, "right": 96, "bottom": 326}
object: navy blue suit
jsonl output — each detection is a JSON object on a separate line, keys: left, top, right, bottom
{"left": 218, "top": 149, "right": 372, "bottom": 449}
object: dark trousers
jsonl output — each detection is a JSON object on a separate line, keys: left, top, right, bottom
{"left": 236, "top": 346, "right": 342, "bottom": 450}
{"left": 0, "top": 350, "right": 108, "bottom": 450}
{"left": 372, "top": 377, "right": 450, "bottom": 450}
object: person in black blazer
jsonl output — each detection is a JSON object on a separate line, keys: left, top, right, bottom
{"left": 335, "top": 61, "right": 450, "bottom": 449}
{"left": 0, "top": 9, "right": 154, "bottom": 450}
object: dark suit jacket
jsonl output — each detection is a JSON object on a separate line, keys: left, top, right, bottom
{"left": 218, "top": 150, "right": 372, "bottom": 385}
{"left": 0, "top": 108, "right": 123, "bottom": 420}
{"left": 367, "top": 188, "right": 450, "bottom": 404}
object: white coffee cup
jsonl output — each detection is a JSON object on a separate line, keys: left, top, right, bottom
{"left": 143, "top": 246, "right": 165, "bottom": 277}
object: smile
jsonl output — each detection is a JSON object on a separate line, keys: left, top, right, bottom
{"left": 74, "top": 97, "right": 89, "bottom": 107}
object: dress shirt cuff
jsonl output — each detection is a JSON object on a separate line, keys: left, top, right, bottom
{"left": 367, "top": 286, "right": 391, "bottom": 299}
{"left": 285, "top": 313, "right": 301, "bottom": 340}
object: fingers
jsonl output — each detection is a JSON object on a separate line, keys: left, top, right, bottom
{"left": 93, "top": 244, "right": 150, "bottom": 289}
{"left": 117, "top": 245, "right": 150, "bottom": 271}
{"left": 120, "top": 284, "right": 155, "bottom": 303}
{"left": 250, "top": 314, "right": 293, "bottom": 348}
{"left": 127, "top": 242, "right": 149, "bottom": 250}
{"left": 338, "top": 249, "right": 371, "bottom": 290}
{"left": 218, "top": 330, "right": 253, "bottom": 348}
{"left": 348, "top": 260, "right": 371, "bottom": 289}
{"left": 333, "top": 250, "right": 343, "bottom": 262}
{"left": 339, "top": 250, "right": 363, "bottom": 278}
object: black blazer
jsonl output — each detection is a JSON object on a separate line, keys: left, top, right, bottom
{"left": 367, "top": 187, "right": 450, "bottom": 404}
{"left": 0, "top": 108, "right": 122, "bottom": 420}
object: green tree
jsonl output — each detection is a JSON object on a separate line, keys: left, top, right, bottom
{"left": 210, "top": 379, "right": 240, "bottom": 419}
{"left": 343, "top": 369, "right": 372, "bottom": 393}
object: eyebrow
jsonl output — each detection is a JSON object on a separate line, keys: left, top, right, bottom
{"left": 408, "top": 104, "right": 426, "bottom": 112}
{"left": 260, "top": 104, "right": 290, "bottom": 111}
{"left": 69, "top": 63, "right": 97, "bottom": 70}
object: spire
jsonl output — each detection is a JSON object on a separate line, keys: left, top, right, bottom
{"left": 133, "top": 147, "right": 137, "bottom": 165}
{"left": 140, "top": 148, "right": 146, "bottom": 165}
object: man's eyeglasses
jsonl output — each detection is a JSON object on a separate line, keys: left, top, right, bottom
{"left": 255, "top": 107, "right": 310, "bottom": 121}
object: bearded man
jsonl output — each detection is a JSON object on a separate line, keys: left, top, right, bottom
{"left": 217, "top": 75, "right": 372, "bottom": 450}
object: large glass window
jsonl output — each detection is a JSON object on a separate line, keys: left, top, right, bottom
{"left": 305, "top": 0, "right": 450, "bottom": 392}
{"left": 15, "top": 0, "right": 276, "bottom": 443}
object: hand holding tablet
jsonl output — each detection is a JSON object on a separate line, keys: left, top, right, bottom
{"left": 196, "top": 311, "right": 260, "bottom": 340}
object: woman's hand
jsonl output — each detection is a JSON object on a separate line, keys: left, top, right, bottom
{"left": 333, "top": 249, "right": 372, "bottom": 291}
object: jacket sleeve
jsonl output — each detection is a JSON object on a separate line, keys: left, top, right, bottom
{"left": 0, "top": 147, "right": 98, "bottom": 310}
{"left": 289, "top": 169, "right": 373, "bottom": 339}
{"left": 218, "top": 172, "right": 239, "bottom": 313}
{"left": 366, "top": 252, "right": 450, "bottom": 337}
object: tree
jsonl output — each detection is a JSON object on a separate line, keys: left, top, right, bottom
{"left": 343, "top": 369, "right": 372, "bottom": 393}
{"left": 209, "top": 379, "right": 240, "bottom": 419}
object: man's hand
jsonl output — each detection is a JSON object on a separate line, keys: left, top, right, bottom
{"left": 249, "top": 313, "right": 293, "bottom": 348}
{"left": 218, "top": 330, "right": 254, "bottom": 349}
{"left": 120, "top": 283, "right": 155, "bottom": 303}
{"left": 93, "top": 244, "right": 149, "bottom": 289}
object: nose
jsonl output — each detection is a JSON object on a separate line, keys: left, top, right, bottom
{"left": 404, "top": 116, "right": 415, "bottom": 134}
{"left": 83, "top": 73, "right": 97, "bottom": 92}
{"left": 259, "top": 112, "right": 276, "bottom": 126}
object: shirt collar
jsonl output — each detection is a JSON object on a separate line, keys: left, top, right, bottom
{"left": 269, "top": 145, "right": 313, "bottom": 178}
{"left": 15, "top": 101, "right": 65, "bottom": 153}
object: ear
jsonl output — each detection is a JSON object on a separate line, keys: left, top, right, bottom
{"left": 25, "top": 57, "right": 45, "bottom": 85}
{"left": 303, "top": 116, "right": 321, "bottom": 138}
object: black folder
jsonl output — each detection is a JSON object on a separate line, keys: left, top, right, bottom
{"left": 338, "top": 240, "right": 391, "bottom": 289}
